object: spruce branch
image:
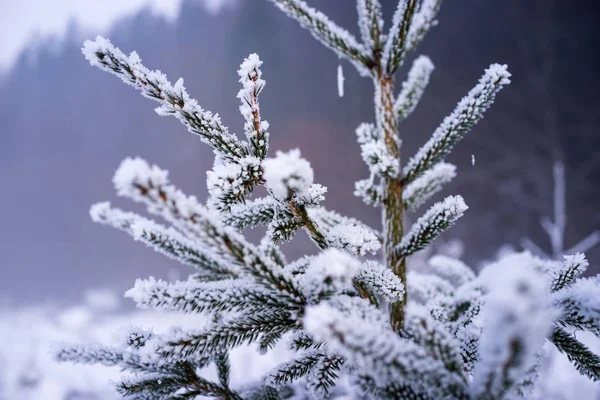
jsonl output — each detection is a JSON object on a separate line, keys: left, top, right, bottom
{"left": 110, "top": 158, "right": 305, "bottom": 300}
{"left": 82, "top": 36, "right": 247, "bottom": 162}
{"left": 55, "top": 343, "right": 174, "bottom": 375}
{"left": 393, "top": 195, "right": 468, "bottom": 259}
{"left": 356, "top": 0, "right": 384, "bottom": 53}
{"left": 403, "top": 162, "right": 456, "bottom": 211}
{"left": 223, "top": 197, "right": 279, "bottom": 230}
{"left": 383, "top": 0, "right": 420, "bottom": 74}
{"left": 549, "top": 252, "right": 589, "bottom": 292}
{"left": 403, "top": 64, "right": 511, "bottom": 184}
{"left": 354, "top": 261, "right": 405, "bottom": 303}
{"left": 117, "top": 370, "right": 243, "bottom": 400}
{"left": 237, "top": 53, "right": 270, "bottom": 159}
{"left": 550, "top": 326, "right": 600, "bottom": 382}
{"left": 400, "top": 305, "right": 465, "bottom": 381}
{"left": 268, "top": 0, "right": 373, "bottom": 74}
{"left": 306, "top": 355, "right": 344, "bottom": 398}
{"left": 554, "top": 277, "right": 600, "bottom": 337}
{"left": 404, "top": 0, "right": 442, "bottom": 56}
{"left": 303, "top": 302, "right": 468, "bottom": 399}
{"left": 90, "top": 202, "right": 236, "bottom": 278}
{"left": 215, "top": 352, "right": 231, "bottom": 389}
{"left": 394, "top": 55, "right": 435, "bottom": 122}
{"left": 125, "top": 277, "right": 290, "bottom": 315}
{"left": 162, "top": 309, "right": 296, "bottom": 359}
{"left": 470, "top": 264, "right": 552, "bottom": 399}
{"left": 265, "top": 350, "right": 322, "bottom": 388}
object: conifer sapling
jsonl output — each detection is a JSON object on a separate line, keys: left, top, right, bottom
{"left": 57, "top": 1, "right": 600, "bottom": 399}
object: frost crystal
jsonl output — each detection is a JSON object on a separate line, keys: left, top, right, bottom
{"left": 263, "top": 149, "right": 314, "bottom": 201}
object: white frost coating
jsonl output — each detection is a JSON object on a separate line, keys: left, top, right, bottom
{"left": 301, "top": 249, "right": 361, "bottom": 302}
{"left": 427, "top": 255, "right": 475, "bottom": 287}
{"left": 337, "top": 64, "right": 345, "bottom": 97}
{"left": 269, "top": 0, "right": 370, "bottom": 77}
{"left": 406, "top": 271, "right": 453, "bottom": 306}
{"left": 381, "top": 0, "right": 409, "bottom": 70}
{"left": 356, "top": 0, "right": 383, "bottom": 51}
{"left": 394, "top": 55, "right": 435, "bottom": 120}
{"left": 547, "top": 253, "right": 589, "bottom": 291}
{"left": 307, "top": 207, "right": 380, "bottom": 255}
{"left": 324, "top": 223, "right": 380, "bottom": 256}
{"left": 355, "top": 261, "right": 405, "bottom": 302}
{"left": 403, "top": 162, "right": 456, "bottom": 210}
{"left": 395, "top": 195, "right": 468, "bottom": 257}
{"left": 553, "top": 276, "right": 600, "bottom": 334}
{"left": 113, "top": 157, "right": 168, "bottom": 198}
{"left": 405, "top": 0, "right": 440, "bottom": 45}
{"left": 263, "top": 149, "right": 314, "bottom": 201}
{"left": 472, "top": 260, "right": 553, "bottom": 398}
{"left": 403, "top": 63, "right": 511, "bottom": 181}
{"left": 360, "top": 139, "right": 400, "bottom": 178}
{"left": 206, "top": 155, "right": 262, "bottom": 209}
{"left": 82, "top": 36, "right": 246, "bottom": 161}
{"left": 125, "top": 276, "right": 261, "bottom": 314}
{"left": 355, "top": 122, "right": 380, "bottom": 144}
{"left": 303, "top": 302, "right": 466, "bottom": 397}
{"left": 237, "top": 53, "right": 269, "bottom": 158}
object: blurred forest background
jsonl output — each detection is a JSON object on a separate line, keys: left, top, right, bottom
{"left": 1, "top": 0, "right": 598, "bottom": 305}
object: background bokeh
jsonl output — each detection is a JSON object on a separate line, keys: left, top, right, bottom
{"left": 0, "top": 0, "right": 598, "bottom": 306}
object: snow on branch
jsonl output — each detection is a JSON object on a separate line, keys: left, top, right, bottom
{"left": 427, "top": 254, "right": 475, "bottom": 288}
{"left": 550, "top": 326, "right": 600, "bottom": 382}
{"left": 237, "top": 53, "right": 270, "bottom": 159}
{"left": 403, "top": 162, "right": 456, "bottom": 211}
{"left": 404, "top": 0, "right": 442, "bottom": 56}
{"left": 263, "top": 149, "right": 314, "bottom": 202}
{"left": 356, "top": 0, "right": 384, "bottom": 52}
{"left": 355, "top": 261, "right": 405, "bottom": 303}
{"left": 125, "top": 277, "right": 288, "bottom": 315}
{"left": 82, "top": 36, "right": 247, "bottom": 163}
{"left": 206, "top": 155, "right": 263, "bottom": 210}
{"left": 112, "top": 157, "right": 226, "bottom": 240}
{"left": 393, "top": 195, "right": 468, "bottom": 258}
{"left": 300, "top": 249, "right": 361, "bottom": 303}
{"left": 267, "top": 0, "right": 372, "bottom": 75}
{"left": 354, "top": 175, "right": 384, "bottom": 206}
{"left": 55, "top": 343, "right": 173, "bottom": 375}
{"left": 394, "top": 55, "right": 434, "bottom": 122}
{"left": 382, "top": 0, "right": 420, "bottom": 74}
{"left": 548, "top": 252, "right": 589, "bottom": 292}
{"left": 400, "top": 304, "right": 465, "bottom": 379}
{"left": 471, "top": 261, "right": 552, "bottom": 398}
{"left": 111, "top": 159, "right": 305, "bottom": 301}
{"left": 161, "top": 309, "right": 296, "bottom": 359}
{"left": 403, "top": 63, "right": 511, "bottom": 184}
{"left": 303, "top": 301, "right": 468, "bottom": 398}
{"left": 90, "top": 202, "right": 236, "bottom": 278}
{"left": 554, "top": 276, "right": 600, "bottom": 337}
{"left": 222, "top": 196, "right": 278, "bottom": 230}
{"left": 266, "top": 350, "right": 323, "bottom": 388}
{"left": 308, "top": 207, "right": 381, "bottom": 256}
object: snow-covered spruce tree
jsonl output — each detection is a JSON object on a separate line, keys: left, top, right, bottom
{"left": 57, "top": 1, "right": 600, "bottom": 399}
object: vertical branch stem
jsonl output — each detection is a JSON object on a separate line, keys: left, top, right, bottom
{"left": 375, "top": 71, "right": 406, "bottom": 331}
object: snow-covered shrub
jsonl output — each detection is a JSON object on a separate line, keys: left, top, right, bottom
{"left": 57, "top": 1, "right": 600, "bottom": 398}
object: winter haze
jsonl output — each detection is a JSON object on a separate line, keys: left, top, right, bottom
{"left": 0, "top": 0, "right": 598, "bottom": 304}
